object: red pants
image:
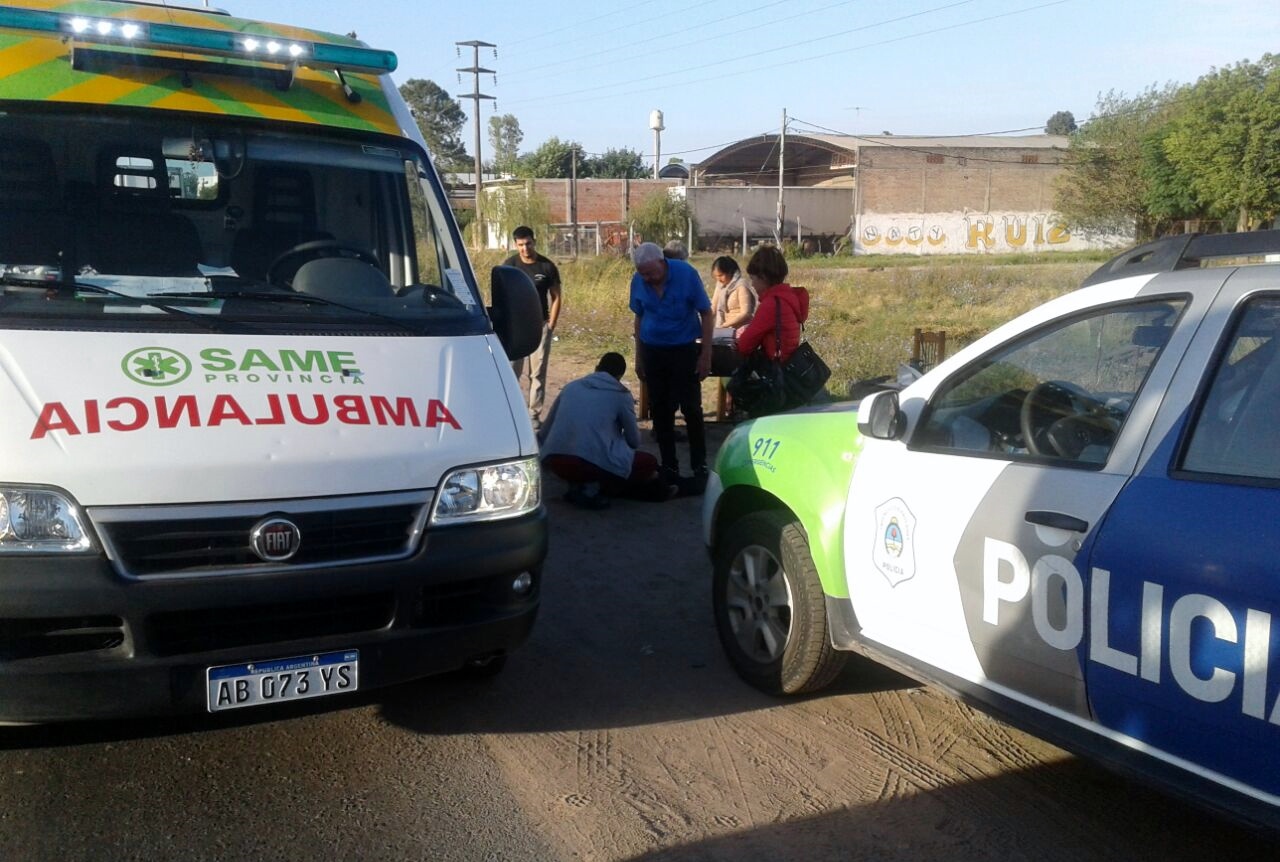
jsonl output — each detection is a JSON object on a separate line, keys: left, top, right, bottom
{"left": 543, "top": 452, "right": 664, "bottom": 498}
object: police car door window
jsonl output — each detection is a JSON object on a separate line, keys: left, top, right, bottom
{"left": 915, "top": 298, "right": 1184, "bottom": 464}
{"left": 1182, "top": 296, "right": 1280, "bottom": 481}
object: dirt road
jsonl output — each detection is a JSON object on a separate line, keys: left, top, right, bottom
{"left": 0, "top": 357, "right": 1274, "bottom": 860}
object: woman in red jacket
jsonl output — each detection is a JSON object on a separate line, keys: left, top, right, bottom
{"left": 735, "top": 245, "right": 809, "bottom": 362}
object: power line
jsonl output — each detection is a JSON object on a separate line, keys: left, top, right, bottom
{"left": 506, "top": 0, "right": 795, "bottom": 82}
{"left": 503, "top": 0, "right": 981, "bottom": 107}
{"left": 501, "top": 0, "right": 720, "bottom": 58}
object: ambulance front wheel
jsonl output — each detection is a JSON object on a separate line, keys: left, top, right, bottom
{"left": 713, "top": 510, "right": 846, "bottom": 695}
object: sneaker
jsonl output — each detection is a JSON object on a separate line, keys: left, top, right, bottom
{"left": 658, "top": 465, "right": 681, "bottom": 486}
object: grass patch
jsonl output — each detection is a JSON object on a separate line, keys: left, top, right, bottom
{"left": 475, "top": 249, "right": 1100, "bottom": 397}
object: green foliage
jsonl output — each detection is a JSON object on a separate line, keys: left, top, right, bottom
{"left": 1140, "top": 126, "right": 1200, "bottom": 225}
{"left": 1045, "top": 110, "right": 1078, "bottom": 135}
{"left": 487, "top": 114, "right": 523, "bottom": 175}
{"left": 1057, "top": 55, "right": 1280, "bottom": 238}
{"left": 1162, "top": 55, "right": 1280, "bottom": 231}
{"left": 398, "top": 79, "right": 469, "bottom": 173}
{"left": 486, "top": 182, "right": 553, "bottom": 248}
{"left": 586, "top": 147, "right": 647, "bottom": 179}
{"left": 515, "top": 137, "right": 582, "bottom": 178}
{"left": 1054, "top": 84, "right": 1183, "bottom": 239}
{"left": 629, "top": 191, "right": 694, "bottom": 247}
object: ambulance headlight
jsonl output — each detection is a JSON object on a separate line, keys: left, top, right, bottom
{"left": 0, "top": 487, "right": 92, "bottom": 553}
{"left": 431, "top": 458, "right": 540, "bottom": 524}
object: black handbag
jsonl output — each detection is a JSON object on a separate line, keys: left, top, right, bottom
{"left": 781, "top": 339, "right": 831, "bottom": 405}
{"left": 726, "top": 348, "right": 787, "bottom": 417}
{"left": 727, "top": 294, "right": 831, "bottom": 417}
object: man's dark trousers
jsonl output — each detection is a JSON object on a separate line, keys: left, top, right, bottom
{"left": 641, "top": 342, "right": 705, "bottom": 475}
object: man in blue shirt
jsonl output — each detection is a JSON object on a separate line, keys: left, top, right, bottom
{"left": 629, "top": 242, "right": 714, "bottom": 491}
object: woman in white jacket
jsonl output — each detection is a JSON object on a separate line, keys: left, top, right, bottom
{"left": 710, "top": 256, "right": 756, "bottom": 332}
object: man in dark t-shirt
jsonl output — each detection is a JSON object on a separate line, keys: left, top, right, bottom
{"left": 503, "top": 225, "right": 563, "bottom": 430}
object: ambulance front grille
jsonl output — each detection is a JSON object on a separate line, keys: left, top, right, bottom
{"left": 88, "top": 491, "right": 432, "bottom": 578}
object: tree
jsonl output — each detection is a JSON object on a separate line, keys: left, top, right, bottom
{"left": 515, "top": 137, "right": 582, "bottom": 178}
{"left": 586, "top": 147, "right": 647, "bottom": 179}
{"left": 486, "top": 181, "right": 553, "bottom": 249}
{"left": 1139, "top": 125, "right": 1202, "bottom": 228}
{"left": 1053, "top": 84, "right": 1183, "bottom": 239}
{"left": 1162, "top": 55, "right": 1280, "bottom": 231}
{"left": 1045, "top": 110, "right": 1077, "bottom": 135}
{"left": 629, "top": 190, "right": 694, "bottom": 246}
{"left": 398, "top": 79, "right": 469, "bottom": 173}
{"left": 488, "top": 114, "right": 523, "bottom": 176}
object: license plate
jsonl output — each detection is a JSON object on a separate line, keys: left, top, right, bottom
{"left": 206, "top": 650, "right": 359, "bottom": 712}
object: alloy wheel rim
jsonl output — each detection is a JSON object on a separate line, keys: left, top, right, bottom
{"left": 724, "top": 544, "right": 793, "bottom": 663}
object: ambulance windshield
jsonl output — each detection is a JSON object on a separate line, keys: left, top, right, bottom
{"left": 0, "top": 111, "right": 484, "bottom": 335}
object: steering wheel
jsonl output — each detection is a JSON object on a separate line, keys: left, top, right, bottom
{"left": 266, "top": 239, "right": 380, "bottom": 287}
{"left": 396, "top": 283, "right": 466, "bottom": 309}
{"left": 1019, "top": 380, "right": 1117, "bottom": 458}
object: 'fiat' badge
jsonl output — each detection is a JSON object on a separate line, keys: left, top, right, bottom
{"left": 250, "top": 517, "right": 301, "bottom": 562}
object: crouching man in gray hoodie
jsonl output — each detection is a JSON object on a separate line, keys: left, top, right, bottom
{"left": 539, "top": 352, "right": 679, "bottom": 509}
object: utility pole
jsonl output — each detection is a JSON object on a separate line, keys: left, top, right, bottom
{"left": 456, "top": 40, "right": 496, "bottom": 247}
{"left": 777, "top": 108, "right": 786, "bottom": 243}
{"left": 570, "top": 145, "right": 579, "bottom": 258}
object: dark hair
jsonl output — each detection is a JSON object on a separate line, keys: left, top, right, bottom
{"left": 746, "top": 245, "right": 788, "bottom": 286}
{"left": 711, "top": 256, "right": 740, "bottom": 278}
{"left": 596, "top": 351, "right": 627, "bottom": 379}
{"left": 512, "top": 225, "right": 535, "bottom": 241}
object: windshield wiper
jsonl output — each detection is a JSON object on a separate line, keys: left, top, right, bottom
{"left": 154, "top": 288, "right": 420, "bottom": 334}
{"left": 47, "top": 279, "right": 226, "bottom": 331}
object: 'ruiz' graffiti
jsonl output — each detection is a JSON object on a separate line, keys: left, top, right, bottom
{"left": 857, "top": 212, "right": 1106, "bottom": 254}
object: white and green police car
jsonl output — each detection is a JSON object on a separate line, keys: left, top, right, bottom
{"left": 704, "top": 231, "right": 1280, "bottom": 829}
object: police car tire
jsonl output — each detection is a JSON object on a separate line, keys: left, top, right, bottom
{"left": 713, "top": 510, "right": 846, "bottom": 696}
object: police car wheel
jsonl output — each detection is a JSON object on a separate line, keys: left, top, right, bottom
{"left": 713, "top": 510, "right": 846, "bottom": 695}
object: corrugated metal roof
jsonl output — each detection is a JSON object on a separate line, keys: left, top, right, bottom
{"left": 800, "top": 133, "right": 1069, "bottom": 150}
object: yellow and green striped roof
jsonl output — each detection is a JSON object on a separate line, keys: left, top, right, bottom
{"left": 0, "top": 0, "right": 402, "bottom": 135}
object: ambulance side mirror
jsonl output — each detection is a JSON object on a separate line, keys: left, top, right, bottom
{"left": 489, "top": 265, "right": 543, "bottom": 360}
{"left": 857, "top": 389, "right": 905, "bottom": 440}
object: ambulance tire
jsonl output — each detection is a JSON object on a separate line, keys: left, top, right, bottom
{"left": 713, "top": 510, "right": 846, "bottom": 695}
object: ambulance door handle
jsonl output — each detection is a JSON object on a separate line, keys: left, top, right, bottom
{"left": 1025, "top": 510, "right": 1089, "bottom": 533}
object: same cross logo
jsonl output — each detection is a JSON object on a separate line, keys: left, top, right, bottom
{"left": 121, "top": 347, "right": 192, "bottom": 386}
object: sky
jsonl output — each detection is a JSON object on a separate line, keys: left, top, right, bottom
{"left": 226, "top": 0, "right": 1278, "bottom": 168}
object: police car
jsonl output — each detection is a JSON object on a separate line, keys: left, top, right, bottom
{"left": 703, "top": 230, "right": 1280, "bottom": 829}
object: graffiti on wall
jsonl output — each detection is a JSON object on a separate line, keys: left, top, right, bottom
{"left": 855, "top": 212, "right": 1121, "bottom": 255}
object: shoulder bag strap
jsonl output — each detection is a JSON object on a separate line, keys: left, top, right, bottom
{"left": 773, "top": 295, "right": 783, "bottom": 361}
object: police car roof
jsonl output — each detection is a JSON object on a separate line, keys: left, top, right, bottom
{"left": 1083, "top": 230, "right": 1280, "bottom": 287}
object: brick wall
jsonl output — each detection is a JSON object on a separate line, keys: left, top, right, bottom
{"left": 859, "top": 146, "right": 1062, "bottom": 214}
{"left": 526, "top": 178, "right": 680, "bottom": 223}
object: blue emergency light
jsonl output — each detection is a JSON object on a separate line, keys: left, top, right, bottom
{"left": 0, "top": 5, "right": 397, "bottom": 75}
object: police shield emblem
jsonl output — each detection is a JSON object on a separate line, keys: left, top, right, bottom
{"left": 873, "top": 498, "right": 917, "bottom": 587}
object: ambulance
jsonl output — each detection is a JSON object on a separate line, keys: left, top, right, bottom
{"left": 0, "top": 1, "right": 547, "bottom": 720}
{"left": 705, "top": 230, "right": 1280, "bottom": 829}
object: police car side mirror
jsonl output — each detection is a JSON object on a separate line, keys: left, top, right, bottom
{"left": 489, "top": 265, "right": 543, "bottom": 360}
{"left": 857, "top": 389, "right": 905, "bottom": 440}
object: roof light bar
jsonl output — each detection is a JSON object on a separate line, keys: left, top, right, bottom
{"left": 0, "top": 4, "right": 397, "bottom": 75}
